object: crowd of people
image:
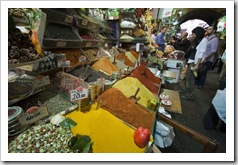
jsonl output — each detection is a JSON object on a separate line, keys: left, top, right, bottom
{"left": 151, "top": 24, "right": 226, "bottom": 132}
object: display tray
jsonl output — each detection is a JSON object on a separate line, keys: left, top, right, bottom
{"left": 41, "top": 8, "right": 74, "bottom": 26}
{"left": 132, "top": 37, "right": 147, "bottom": 43}
{"left": 8, "top": 106, "right": 23, "bottom": 122}
{"left": 8, "top": 81, "right": 33, "bottom": 99}
{"left": 8, "top": 57, "right": 45, "bottom": 69}
{"left": 42, "top": 38, "right": 82, "bottom": 49}
{"left": 80, "top": 48, "right": 100, "bottom": 62}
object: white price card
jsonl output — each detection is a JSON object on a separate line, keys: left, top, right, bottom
{"left": 109, "top": 16, "right": 114, "bottom": 20}
{"left": 70, "top": 86, "right": 88, "bottom": 102}
{"left": 18, "top": 105, "right": 49, "bottom": 127}
{"left": 81, "top": 19, "right": 88, "bottom": 26}
{"left": 64, "top": 16, "right": 73, "bottom": 23}
{"left": 86, "top": 42, "right": 92, "bottom": 47}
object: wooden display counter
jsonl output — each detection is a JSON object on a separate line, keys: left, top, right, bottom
{"left": 159, "top": 88, "right": 182, "bottom": 114}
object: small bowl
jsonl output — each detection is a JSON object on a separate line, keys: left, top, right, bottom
{"left": 161, "top": 99, "right": 172, "bottom": 106}
{"left": 160, "top": 94, "right": 169, "bottom": 100}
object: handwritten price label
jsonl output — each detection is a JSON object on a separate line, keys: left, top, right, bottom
{"left": 86, "top": 42, "right": 92, "bottom": 47}
{"left": 70, "top": 86, "right": 88, "bottom": 102}
{"left": 18, "top": 106, "right": 49, "bottom": 127}
{"left": 81, "top": 19, "right": 88, "bottom": 26}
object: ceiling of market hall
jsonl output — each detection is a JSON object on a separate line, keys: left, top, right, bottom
{"left": 176, "top": 8, "right": 226, "bottom": 25}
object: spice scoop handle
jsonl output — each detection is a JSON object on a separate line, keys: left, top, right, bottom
{"left": 134, "top": 87, "right": 140, "bottom": 97}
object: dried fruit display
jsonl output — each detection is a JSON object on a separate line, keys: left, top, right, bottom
{"left": 44, "top": 23, "right": 79, "bottom": 40}
{"left": 8, "top": 28, "right": 40, "bottom": 64}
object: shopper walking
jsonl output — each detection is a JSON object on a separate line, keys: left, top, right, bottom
{"left": 180, "top": 27, "right": 207, "bottom": 100}
{"left": 195, "top": 25, "right": 219, "bottom": 88}
{"left": 156, "top": 26, "right": 167, "bottom": 53}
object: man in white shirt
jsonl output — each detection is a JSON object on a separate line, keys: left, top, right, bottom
{"left": 151, "top": 29, "right": 158, "bottom": 43}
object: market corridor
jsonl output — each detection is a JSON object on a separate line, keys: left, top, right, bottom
{"left": 159, "top": 68, "right": 226, "bottom": 153}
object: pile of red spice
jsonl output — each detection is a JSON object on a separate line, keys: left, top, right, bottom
{"left": 130, "top": 65, "right": 161, "bottom": 95}
{"left": 94, "top": 88, "right": 155, "bottom": 132}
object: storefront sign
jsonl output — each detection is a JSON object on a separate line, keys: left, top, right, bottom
{"left": 158, "top": 8, "right": 173, "bottom": 18}
{"left": 70, "top": 86, "right": 88, "bottom": 102}
{"left": 18, "top": 105, "right": 49, "bottom": 127}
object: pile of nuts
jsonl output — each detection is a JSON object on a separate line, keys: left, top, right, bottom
{"left": 8, "top": 123, "right": 73, "bottom": 153}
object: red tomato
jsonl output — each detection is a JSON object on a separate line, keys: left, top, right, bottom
{"left": 134, "top": 127, "right": 150, "bottom": 148}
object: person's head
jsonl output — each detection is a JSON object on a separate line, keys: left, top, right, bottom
{"left": 152, "top": 29, "right": 158, "bottom": 35}
{"left": 161, "top": 26, "right": 167, "bottom": 34}
{"left": 192, "top": 26, "right": 205, "bottom": 41}
{"left": 181, "top": 32, "right": 188, "bottom": 39}
{"left": 206, "top": 25, "right": 217, "bottom": 36}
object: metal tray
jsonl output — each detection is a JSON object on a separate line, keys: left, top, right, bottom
{"left": 8, "top": 81, "right": 33, "bottom": 99}
{"left": 8, "top": 106, "right": 23, "bottom": 122}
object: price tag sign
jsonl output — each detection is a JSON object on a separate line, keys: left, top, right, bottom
{"left": 86, "top": 42, "right": 92, "bottom": 47}
{"left": 109, "top": 16, "right": 114, "bottom": 20}
{"left": 70, "top": 86, "right": 88, "bottom": 102}
{"left": 56, "top": 41, "right": 67, "bottom": 47}
{"left": 18, "top": 105, "right": 49, "bottom": 127}
{"left": 81, "top": 19, "right": 88, "bottom": 26}
{"left": 64, "top": 16, "right": 73, "bottom": 23}
{"left": 58, "top": 60, "right": 70, "bottom": 67}
{"left": 92, "top": 24, "right": 97, "bottom": 29}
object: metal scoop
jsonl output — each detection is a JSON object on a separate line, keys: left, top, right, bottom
{"left": 141, "top": 68, "right": 147, "bottom": 77}
{"left": 79, "top": 65, "right": 90, "bottom": 80}
{"left": 129, "top": 87, "right": 140, "bottom": 103}
{"left": 112, "top": 55, "right": 117, "bottom": 65}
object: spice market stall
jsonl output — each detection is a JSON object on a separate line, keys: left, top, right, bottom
{"left": 8, "top": 8, "right": 222, "bottom": 155}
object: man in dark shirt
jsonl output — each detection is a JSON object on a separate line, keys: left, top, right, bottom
{"left": 171, "top": 32, "right": 190, "bottom": 53}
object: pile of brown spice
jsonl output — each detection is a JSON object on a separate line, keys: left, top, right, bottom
{"left": 90, "top": 56, "right": 119, "bottom": 76}
{"left": 130, "top": 65, "right": 161, "bottom": 95}
{"left": 94, "top": 88, "right": 155, "bottom": 132}
{"left": 116, "top": 53, "right": 135, "bottom": 67}
{"left": 49, "top": 48, "right": 87, "bottom": 66}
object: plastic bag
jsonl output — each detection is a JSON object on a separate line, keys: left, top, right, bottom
{"left": 154, "top": 107, "right": 175, "bottom": 148}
